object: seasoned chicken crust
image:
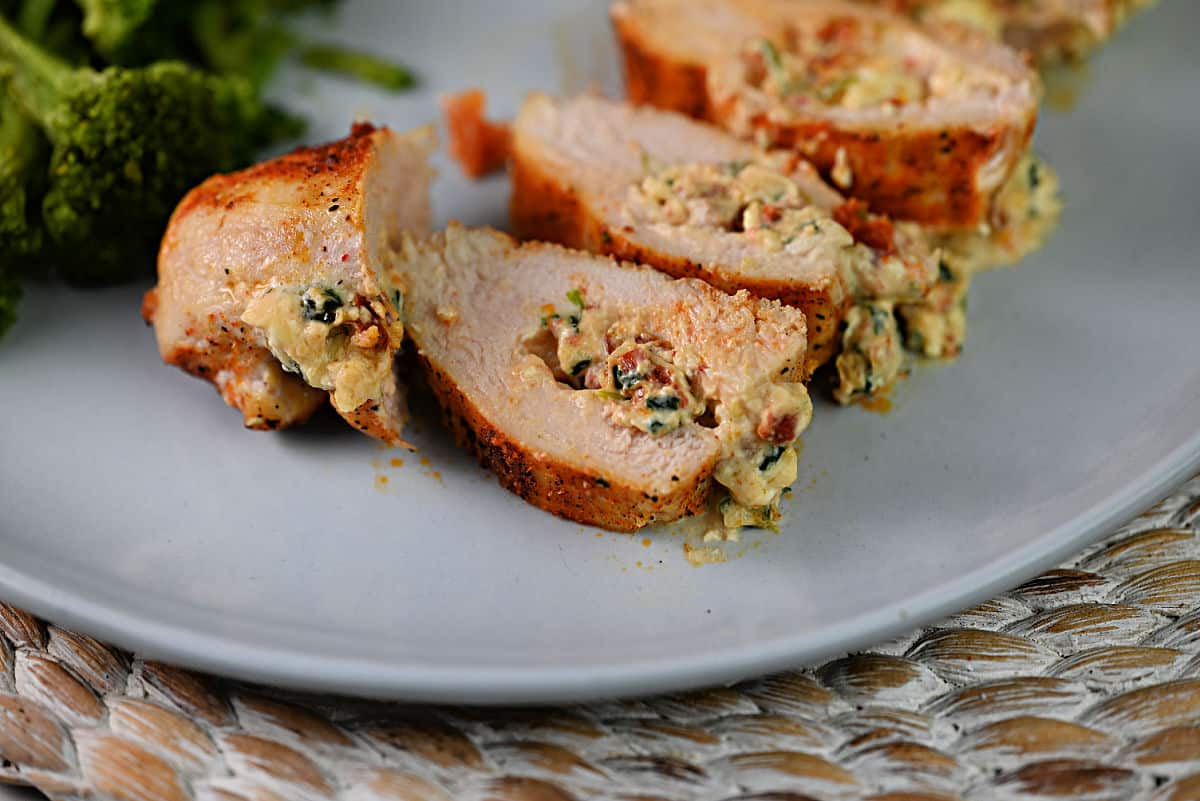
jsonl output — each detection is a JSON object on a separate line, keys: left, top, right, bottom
{"left": 857, "top": 0, "right": 1157, "bottom": 63}
{"left": 612, "top": 0, "right": 1040, "bottom": 229}
{"left": 146, "top": 123, "right": 436, "bottom": 444}
{"left": 393, "top": 225, "right": 812, "bottom": 532}
{"left": 511, "top": 93, "right": 939, "bottom": 379}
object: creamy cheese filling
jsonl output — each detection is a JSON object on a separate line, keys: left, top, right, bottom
{"left": 630, "top": 157, "right": 935, "bottom": 405}
{"left": 897, "top": 152, "right": 1058, "bottom": 360}
{"left": 834, "top": 300, "right": 904, "bottom": 404}
{"left": 629, "top": 155, "right": 853, "bottom": 253}
{"left": 935, "top": 152, "right": 1062, "bottom": 273}
{"left": 898, "top": 260, "right": 969, "bottom": 358}
{"left": 541, "top": 290, "right": 705, "bottom": 437}
{"left": 898, "top": 0, "right": 1005, "bottom": 39}
{"left": 242, "top": 284, "right": 403, "bottom": 413}
{"left": 538, "top": 289, "right": 812, "bottom": 518}
{"left": 628, "top": 156, "right": 927, "bottom": 302}
{"left": 889, "top": 0, "right": 1153, "bottom": 62}
{"left": 739, "top": 20, "right": 1010, "bottom": 112}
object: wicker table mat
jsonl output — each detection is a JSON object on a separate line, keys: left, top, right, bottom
{"left": 1, "top": 478, "right": 1198, "bottom": 801}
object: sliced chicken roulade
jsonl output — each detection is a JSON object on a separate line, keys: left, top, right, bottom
{"left": 611, "top": 0, "right": 1042, "bottom": 230}
{"left": 858, "top": 0, "right": 1157, "bottom": 64}
{"left": 392, "top": 225, "right": 812, "bottom": 532}
{"left": 510, "top": 93, "right": 938, "bottom": 383}
{"left": 145, "top": 123, "right": 436, "bottom": 444}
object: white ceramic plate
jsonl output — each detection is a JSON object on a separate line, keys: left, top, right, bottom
{"left": 1, "top": 0, "right": 1198, "bottom": 704}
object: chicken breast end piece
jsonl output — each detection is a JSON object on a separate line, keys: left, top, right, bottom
{"left": 146, "top": 122, "right": 437, "bottom": 445}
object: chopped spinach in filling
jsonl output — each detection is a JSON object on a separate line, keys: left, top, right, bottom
{"left": 538, "top": 288, "right": 812, "bottom": 516}
{"left": 834, "top": 300, "right": 903, "bottom": 403}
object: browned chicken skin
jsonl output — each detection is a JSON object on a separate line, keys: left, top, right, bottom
{"left": 393, "top": 225, "right": 812, "bottom": 532}
{"left": 611, "top": 0, "right": 1040, "bottom": 230}
{"left": 855, "top": 0, "right": 1157, "bottom": 63}
{"left": 510, "top": 93, "right": 938, "bottom": 378}
{"left": 146, "top": 123, "right": 436, "bottom": 445}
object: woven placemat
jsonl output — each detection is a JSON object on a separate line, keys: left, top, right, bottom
{"left": 0, "top": 478, "right": 1198, "bottom": 801}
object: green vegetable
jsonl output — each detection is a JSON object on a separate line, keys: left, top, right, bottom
{"left": 0, "top": 14, "right": 276, "bottom": 284}
{"left": 301, "top": 287, "right": 342, "bottom": 323}
{"left": 757, "top": 37, "right": 808, "bottom": 97}
{"left": 0, "top": 0, "right": 419, "bottom": 341}
{"left": 758, "top": 445, "right": 785, "bottom": 472}
{"left": 0, "top": 267, "right": 20, "bottom": 338}
{"left": 76, "top": 0, "right": 158, "bottom": 54}
{"left": 110, "top": 1, "right": 335, "bottom": 86}
{"left": 0, "top": 98, "right": 46, "bottom": 276}
{"left": 646, "top": 395, "right": 679, "bottom": 411}
{"left": 759, "top": 38, "right": 783, "bottom": 75}
{"left": 612, "top": 364, "right": 642, "bottom": 391}
{"left": 566, "top": 288, "right": 585, "bottom": 309}
{"left": 815, "top": 74, "right": 857, "bottom": 103}
{"left": 869, "top": 304, "right": 891, "bottom": 335}
{"left": 299, "top": 42, "right": 413, "bottom": 90}
{"left": 0, "top": 0, "right": 50, "bottom": 326}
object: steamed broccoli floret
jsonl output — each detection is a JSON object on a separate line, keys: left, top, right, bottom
{"left": 0, "top": 14, "right": 275, "bottom": 284}
{"left": 75, "top": 0, "right": 158, "bottom": 55}
{"left": 0, "top": 86, "right": 46, "bottom": 272}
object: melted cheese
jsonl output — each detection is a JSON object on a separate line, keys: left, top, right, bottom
{"left": 936, "top": 153, "right": 1062, "bottom": 273}
{"left": 630, "top": 156, "right": 925, "bottom": 302}
{"left": 242, "top": 285, "right": 402, "bottom": 413}
{"left": 834, "top": 301, "right": 903, "bottom": 404}
{"left": 744, "top": 23, "right": 1009, "bottom": 113}
{"left": 630, "top": 157, "right": 855, "bottom": 256}
{"left": 899, "top": 153, "right": 1059, "bottom": 359}
{"left": 899, "top": 263, "right": 969, "bottom": 358}
{"left": 539, "top": 290, "right": 813, "bottom": 515}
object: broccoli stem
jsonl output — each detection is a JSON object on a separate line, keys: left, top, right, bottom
{"left": 0, "top": 267, "right": 20, "bottom": 338}
{"left": 0, "top": 69, "right": 46, "bottom": 274}
{"left": 18, "top": 0, "right": 58, "bottom": 40}
{"left": 0, "top": 99, "right": 38, "bottom": 337}
{"left": 299, "top": 42, "right": 414, "bottom": 91}
{"left": 0, "top": 14, "right": 81, "bottom": 128}
{"left": 0, "top": 103, "right": 43, "bottom": 226}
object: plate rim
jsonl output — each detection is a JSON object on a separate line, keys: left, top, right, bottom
{"left": 1, "top": 436, "right": 1196, "bottom": 704}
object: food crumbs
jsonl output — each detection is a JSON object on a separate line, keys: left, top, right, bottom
{"left": 642, "top": 538, "right": 652, "bottom": 547}
{"left": 684, "top": 542, "right": 727, "bottom": 566}
{"left": 375, "top": 474, "right": 389, "bottom": 487}
{"left": 855, "top": 394, "right": 893, "bottom": 415}
{"left": 419, "top": 456, "right": 432, "bottom": 466}
{"left": 389, "top": 457, "right": 404, "bottom": 468}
